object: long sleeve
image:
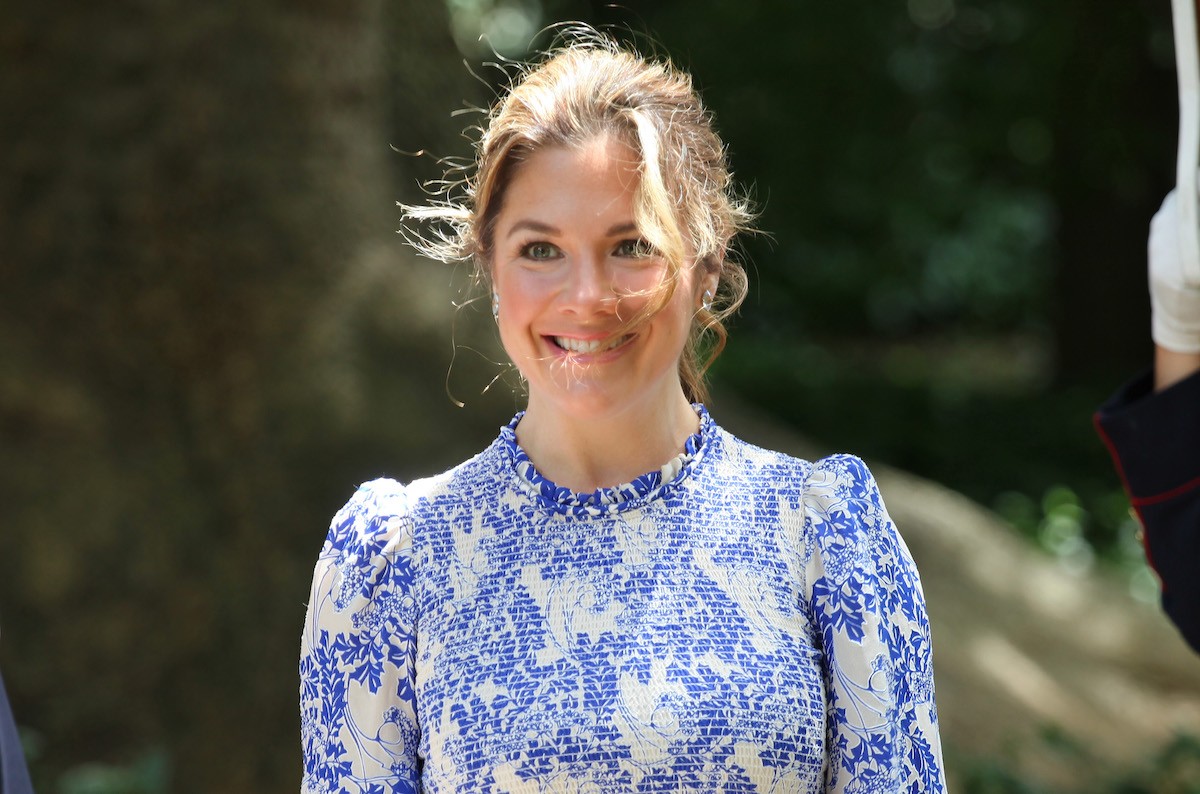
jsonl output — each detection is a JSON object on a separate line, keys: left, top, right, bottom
{"left": 1095, "top": 369, "right": 1200, "bottom": 652}
{"left": 300, "top": 479, "right": 421, "bottom": 794}
{"left": 802, "top": 455, "right": 944, "bottom": 793}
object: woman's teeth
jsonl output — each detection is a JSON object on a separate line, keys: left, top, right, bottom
{"left": 553, "top": 335, "right": 629, "bottom": 354}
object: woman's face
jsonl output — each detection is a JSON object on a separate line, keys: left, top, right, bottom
{"left": 490, "top": 134, "right": 708, "bottom": 423}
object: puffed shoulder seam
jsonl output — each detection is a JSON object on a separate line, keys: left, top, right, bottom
{"left": 798, "top": 454, "right": 880, "bottom": 538}
{"left": 354, "top": 477, "right": 412, "bottom": 516}
{"left": 325, "top": 478, "right": 415, "bottom": 555}
{"left": 804, "top": 453, "right": 875, "bottom": 486}
{"left": 324, "top": 478, "right": 426, "bottom": 638}
{"left": 798, "top": 452, "right": 885, "bottom": 569}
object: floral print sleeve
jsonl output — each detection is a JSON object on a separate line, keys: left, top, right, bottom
{"left": 299, "top": 479, "right": 421, "bottom": 794}
{"left": 802, "top": 455, "right": 944, "bottom": 793}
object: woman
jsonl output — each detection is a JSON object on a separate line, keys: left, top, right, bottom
{"left": 300, "top": 32, "right": 945, "bottom": 793}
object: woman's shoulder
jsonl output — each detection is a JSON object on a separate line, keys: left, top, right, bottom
{"left": 798, "top": 454, "right": 897, "bottom": 558}
{"left": 714, "top": 427, "right": 875, "bottom": 490}
{"left": 313, "top": 469, "right": 470, "bottom": 607}
{"left": 322, "top": 478, "right": 414, "bottom": 563}
{"left": 709, "top": 431, "right": 889, "bottom": 535}
{"left": 325, "top": 452, "right": 490, "bottom": 547}
{"left": 800, "top": 454, "right": 885, "bottom": 520}
{"left": 712, "top": 428, "right": 813, "bottom": 480}
{"left": 804, "top": 453, "right": 877, "bottom": 490}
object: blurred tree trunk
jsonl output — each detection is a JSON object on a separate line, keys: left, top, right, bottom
{"left": 1, "top": 1, "right": 500, "bottom": 790}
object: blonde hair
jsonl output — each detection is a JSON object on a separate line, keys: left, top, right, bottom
{"left": 404, "top": 29, "right": 755, "bottom": 404}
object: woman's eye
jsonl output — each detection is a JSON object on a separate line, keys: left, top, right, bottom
{"left": 614, "top": 238, "right": 655, "bottom": 258}
{"left": 521, "top": 242, "right": 560, "bottom": 261}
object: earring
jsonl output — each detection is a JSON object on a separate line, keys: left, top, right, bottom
{"left": 701, "top": 289, "right": 714, "bottom": 312}
{"left": 491, "top": 292, "right": 500, "bottom": 319}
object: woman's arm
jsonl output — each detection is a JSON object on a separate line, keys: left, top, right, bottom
{"left": 300, "top": 481, "right": 421, "bottom": 794}
{"left": 802, "top": 455, "right": 945, "bottom": 793}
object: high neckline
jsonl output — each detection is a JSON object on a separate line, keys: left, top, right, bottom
{"left": 498, "top": 404, "right": 713, "bottom": 517}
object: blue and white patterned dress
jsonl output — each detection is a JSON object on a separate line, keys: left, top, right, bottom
{"left": 299, "top": 407, "right": 945, "bottom": 793}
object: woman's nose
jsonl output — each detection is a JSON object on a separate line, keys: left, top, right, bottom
{"left": 561, "top": 257, "right": 614, "bottom": 313}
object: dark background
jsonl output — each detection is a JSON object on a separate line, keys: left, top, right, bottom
{"left": 1, "top": 0, "right": 1187, "bottom": 791}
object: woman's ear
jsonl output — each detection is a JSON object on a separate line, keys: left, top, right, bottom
{"left": 704, "top": 249, "right": 724, "bottom": 275}
{"left": 699, "top": 252, "right": 722, "bottom": 295}
{"left": 700, "top": 265, "right": 720, "bottom": 302}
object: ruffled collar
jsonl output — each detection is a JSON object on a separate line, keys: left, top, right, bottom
{"left": 498, "top": 405, "right": 712, "bottom": 517}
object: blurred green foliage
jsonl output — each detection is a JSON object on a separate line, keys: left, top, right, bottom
{"left": 957, "top": 732, "right": 1200, "bottom": 793}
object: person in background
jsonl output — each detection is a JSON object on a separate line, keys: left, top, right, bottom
{"left": 299, "top": 29, "right": 945, "bottom": 793}
{"left": 1095, "top": 189, "right": 1200, "bottom": 653}
{"left": 0, "top": 668, "right": 34, "bottom": 794}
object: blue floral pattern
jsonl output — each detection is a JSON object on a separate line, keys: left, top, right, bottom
{"left": 299, "top": 409, "right": 944, "bottom": 793}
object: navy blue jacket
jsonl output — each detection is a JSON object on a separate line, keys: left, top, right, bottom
{"left": 0, "top": 670, "right": 33, "bottom": 794}
{"left": 1095, "top": 369, "right": 1200, "bottom": 653}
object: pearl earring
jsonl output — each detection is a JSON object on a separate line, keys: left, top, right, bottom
{"left": 491, "top": 292, "right": 499, "bottom": 319}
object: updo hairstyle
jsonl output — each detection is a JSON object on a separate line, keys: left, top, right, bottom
{"left": 404, "top": 29, "right": 755, "bottom": 404}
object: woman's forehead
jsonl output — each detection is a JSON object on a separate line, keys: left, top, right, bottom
{"left": 497, "top": 138, "right": 642, "bottom": 227}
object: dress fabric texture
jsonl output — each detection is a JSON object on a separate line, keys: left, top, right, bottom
{"left": 1095, "top": 369, "right": 1200, "bottom": 652}
{"left": 300, "top": 407, "right": 945, "bottom": 793}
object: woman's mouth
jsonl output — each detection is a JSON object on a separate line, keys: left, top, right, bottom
{"left": 550, "top": 334, "right": 633, "bottom": 354}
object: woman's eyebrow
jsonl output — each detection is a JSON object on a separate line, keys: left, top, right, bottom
{"left": 505, "top": 219, "right": 560, "bottom": 237}
{"left": 504, "top": 220, "right": 639, "bottom": 237}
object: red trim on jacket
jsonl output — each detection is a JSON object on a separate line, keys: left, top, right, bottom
{"left": 1093, "top": 411, "right": 1159, "bottom": 578}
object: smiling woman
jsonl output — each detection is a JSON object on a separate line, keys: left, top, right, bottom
{"left": 300, "top": 27, "right": 946, "bottom": 793}
{"left": 489, "top": 135, "right": 711, "bottom": 487}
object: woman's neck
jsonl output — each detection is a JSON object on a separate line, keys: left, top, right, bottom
{"left": 514, "top": 392, "right": 700, "bottom": 493}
